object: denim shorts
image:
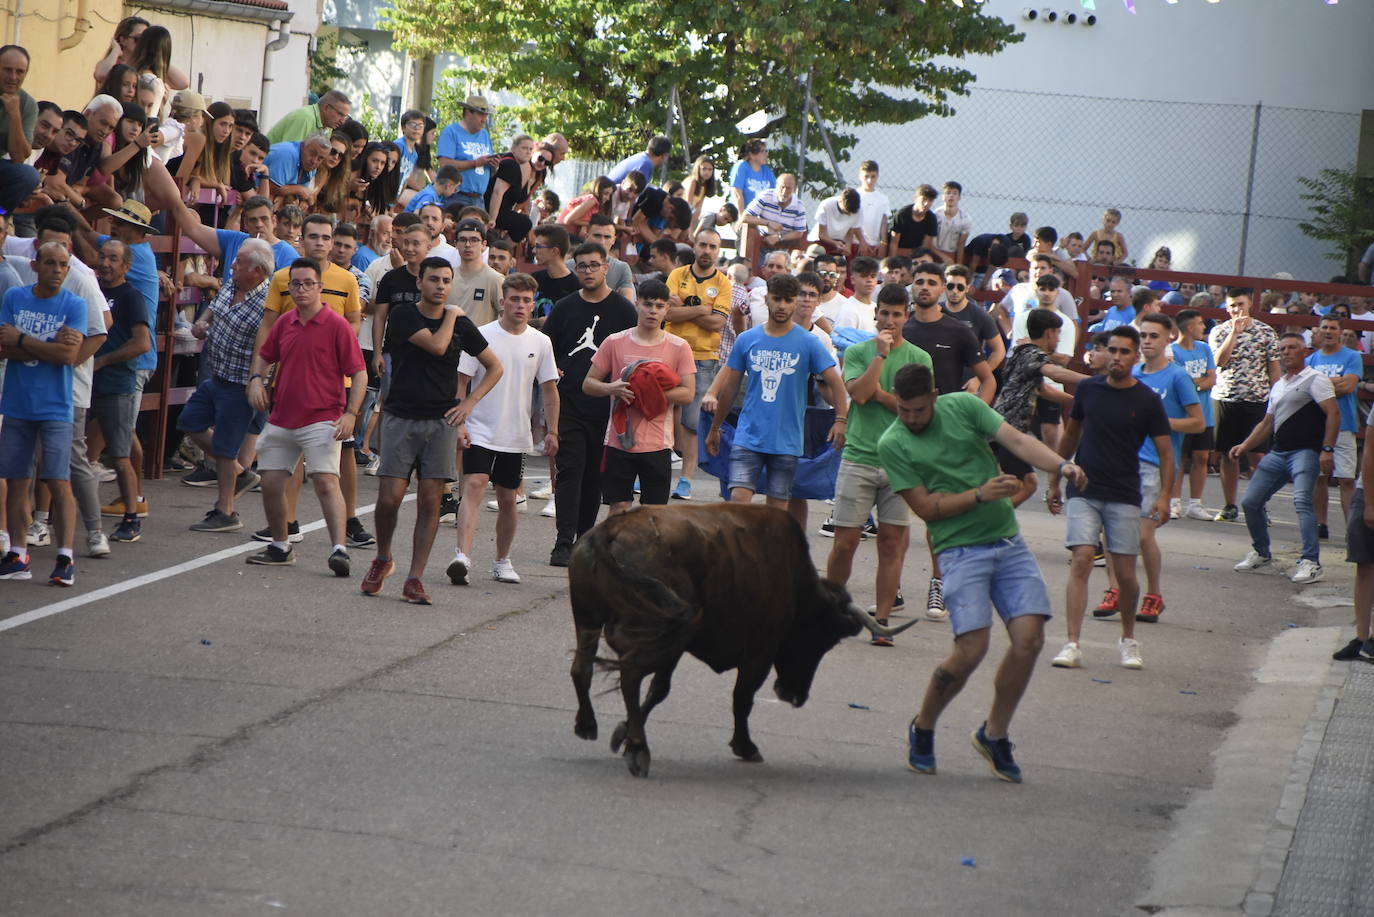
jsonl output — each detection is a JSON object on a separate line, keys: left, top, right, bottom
{"left": 1065, "top": 496, "right": 1141, "bottom": 555}
{"left": 937, "top": 535, "right": 1052, "bottom": 637}
{"left": 1138, "top": 461, "right": 1161, "bottom": 519}
{"left": 0, "top": 417, "right": 74, "bottom": 481}
{"left": 681, "top": 359, "right": 718, "bottom": 434}
{"left": 178, "top": 376, "right": 268, "bottom": 459}
{"left": 728, "top": 446, "right": 798, "bottom": 500}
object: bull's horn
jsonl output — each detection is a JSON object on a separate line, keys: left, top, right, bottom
{"left": 847, "top": 604, "right": 919, "bottom": 638}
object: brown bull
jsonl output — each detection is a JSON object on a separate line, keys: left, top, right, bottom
{"left": 569, "top": 503, "right": 913, "bottom": 777}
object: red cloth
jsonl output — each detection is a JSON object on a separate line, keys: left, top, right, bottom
{"left": 610, "top": 359, "right": 681, "bottom": 450}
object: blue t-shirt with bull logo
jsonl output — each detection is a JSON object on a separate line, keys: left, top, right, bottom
{"left": 727, "top": 323, "right": 836, "bottom": 456}
{"left": 1305, "top": 346, "right": 1362, "bottom": 433}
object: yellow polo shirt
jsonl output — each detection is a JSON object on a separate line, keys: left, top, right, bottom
{"left": 665, "top": 265, "right": 732, "bottom": 360}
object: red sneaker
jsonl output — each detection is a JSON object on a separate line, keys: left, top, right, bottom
{"left": 1091, "top": 587, "right": 1120, "bottom": 618}
{"left": 360, "top": 557, "right": 394, "bottom": 596}
{"left": 1138, "top": 593, "right": 1165, "bottom": 623}
{"left": 401, "top": 577, "right": 432, "bottom": 605}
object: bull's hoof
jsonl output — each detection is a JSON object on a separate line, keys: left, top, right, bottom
{"left": 625, "top": 746, "right": 651, "bottom": 778}
{"left": 730, "top": 739, "right": 764, "bottom": 763}
{"left": 610, "top": 721, "right": 628, "bottom": 753}
{"left": 574, "top": 717, "right": 597, "bottom": 741}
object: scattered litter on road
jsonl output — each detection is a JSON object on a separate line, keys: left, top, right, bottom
{"left": 1192, "top": 566, "right": 1210, "bottom": 571}
{"left": 961, "top": 857, "right": 977, "bottom": 868}
{"left": 1179, "top": 690, "right": 1197, "bottom": 695}
{"left": 1091, "top": 678, "right": 1112, "bottom": 684}
{"left": 847, "top": 703, "right": 870, "bottom": 710}
{"left": 200, "top": 639, "right": 211, "bottom": 645}
{"left": 1286, "top": 623, "right": 1299, "bottom": 628}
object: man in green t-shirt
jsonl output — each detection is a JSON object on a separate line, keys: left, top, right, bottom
{"left": 877, "top": 364, "right": 1087, "bottom": 783}
{"left": 825, "top": 283, "right": 931, "bottom": 645}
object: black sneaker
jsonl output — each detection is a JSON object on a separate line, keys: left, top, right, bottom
{"left": 1333, "top": 638, "right": 1366, "bottom": 661}
{"left": 1214, "top": 504, "right": 1239, "bottom": 522}
{"left": 549, "top": 542, "right": 573, "bottom": 567}
{"left": 253, "top": 521, "right": 302, "bottom": 543}
{"left": 971, "top": 723, "right": 1022, "bottom": 783}
{"left": 818, "top": 517, "right": 836, "bottom": 538}
{"left": 1365, "top": 637, "right": 1374, "bottom": 658}
{"left": 328, "top": 548, "right": 350, "bottom": 577}
{"left": 345, "top": 517, "right": 376, "bottom": 548}
{"left": 862, "top": 519, "right": 878, "bottom": 539}
{"left": 190, "top": 508, "right": 243, "bottom": 533}
{"left": 907, "top": 723, "right": 935, "bottom": 775}
{"left": 438, "top": 492, "right": 460, "bottom": 523}
{"left": 181, "top": 463, "right": 218, "bottom": 487}
{"left": 246, "top": 544, "right": 295, "bottom": 566}
{"left": 893, "top": 590, "right": 904, "bottom": 612}
{"left": 1317, "top": 523, "right": 1330, "bottom": 540}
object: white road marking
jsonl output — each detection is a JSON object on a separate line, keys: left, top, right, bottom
{"left": 0, "top": 496, "right": 417, "bottom": 634}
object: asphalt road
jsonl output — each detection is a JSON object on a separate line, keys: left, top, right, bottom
{"left": 0, "top": 471, "right": 1352, "bottom": 916}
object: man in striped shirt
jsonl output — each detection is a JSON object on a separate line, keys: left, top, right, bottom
{"left": 741, "top": 173, "right": 807, "bottom": 250}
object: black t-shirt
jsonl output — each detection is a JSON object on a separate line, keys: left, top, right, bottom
{"left": 1067, "top": 375, "right": 1170, "bottom": 505}
{"left": 542, "top": 290, "right": 637, "bottom": 419}
{"left": 383, "top": 304, "right": 488, "bottom": 419}
{"left": 483, "top": 154, "right": 530, "bottom": 217}
{"left": 943, "top": 301, "right": 1001, "bottom": 384}
{"left": 900, "top": 313, "right": 985, "bottom": 396}
{"left": 229, "top": 150, "right": 259, "bottom": 194}
{"left": 376, "top": 266, "right": 421, "bottom": 352}
{"left": 532, "top": 268, "right": 580, "bottom": 320}
{"left": 59, "top": 141, "right": 101, "bottom": 185}
{"left": 891, "top": 205, "right": 938, "bottom": 250}
{"left": 964, "top": 233, "right": 1006, "bottom": 261}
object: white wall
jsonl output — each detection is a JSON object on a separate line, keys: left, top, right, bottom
{"left": 128, "top": 6, "right": 268, "bottom": 109}
{"left": 260, "top": 0, "right": 319, "bottom": 128}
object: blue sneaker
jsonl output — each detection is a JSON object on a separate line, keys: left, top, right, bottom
{"left": 907, "top": 723, "right": 936, "bottom": 775}
{"left": 0, "top": 551, "right": 32, "bottom": 580}
{"left": 971, "top": 723, "right": 1022, "bottom": 783}
{"left": 671, "top": 477, "right": 692, "bottom": 500}
{"left": 111, "top": 515, "right": 141, "bottom": 543}
{"left": 48, "top": 556, "right": 75, "bottom": 587}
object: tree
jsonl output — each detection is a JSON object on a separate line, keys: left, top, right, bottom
{"left": 380, "top": 0, "right": 1020, "bottom": 190}
{"left": 1297, "top": 166, "right": 1374, "bottom": 279}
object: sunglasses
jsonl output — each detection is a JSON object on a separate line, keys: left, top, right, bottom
{"left": 946, "top": 282, "right": 967, "bottom": 291}
{"left": 818, "top": 270, "right": 839, "bottom": 279}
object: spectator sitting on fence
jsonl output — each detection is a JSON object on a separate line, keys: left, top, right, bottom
{"left": 813, "top": 187, "right": 864, "bottom": 252}
{"left": 888, "top": 184, "right": 938, "bottom": 258}
{"left": 932, "top": 181, "right": 972, "bottom": 266}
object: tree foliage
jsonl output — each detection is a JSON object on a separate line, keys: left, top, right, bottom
{"left": 380, "top": 0, "right": 1020, "bottom": 190}
{"left": 1296, "top": 166, "right": 1374, "bottom": 276}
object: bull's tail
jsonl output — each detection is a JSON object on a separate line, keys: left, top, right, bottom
{"left": 575, "top": 530, "right": 699, "bottom": 675}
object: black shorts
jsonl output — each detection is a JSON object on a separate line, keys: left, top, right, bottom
{"left": 1035, "top": 397, "right": 1061, "bottom": 426}
{"left": 1347, "top": 489, "right": 1374, "bottom": 564}
{"left": 463, "top": 443, "right": 525, "bottom": 490}
{"left": 1181, "top": 427, "right": 1215, "bottom": 458}
{"left": 601, "top": 447, "right": 672, "bottom": 505}
{"left": 993, "top": 442, "right": 1033, "bottom": 479}
{"left": 1215, "top": 400, "right": 1266, "bottom": 453}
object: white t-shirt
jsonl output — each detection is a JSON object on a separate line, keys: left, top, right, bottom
{"left": 458, "top": 320, "right": 558, "bottom": 453}
{"left": 1000, "top": 282, "right": 1078, "bottom": 330}
{"left": 817, "top": 293, "right": 866, "bottom": 331}
{"left": 810, "top": 197, "right": 862, "bottom": 243}
{"left": 857, "top": 189, "right": 891, "bottom": 247}
{"left": 935, "top": 207, "right": 973, "bottom": 252}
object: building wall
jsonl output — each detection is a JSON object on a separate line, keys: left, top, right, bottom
{"left": 1, "top": 0, "right": 128, "bottom": 109}
{"left": 125, "top": 5, "right": 268, "bottom": 110}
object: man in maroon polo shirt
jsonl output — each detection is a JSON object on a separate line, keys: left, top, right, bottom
{"left": 246, "top": 257, "right": 367, "bottom": 576}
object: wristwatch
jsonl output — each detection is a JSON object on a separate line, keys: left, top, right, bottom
{"left": 1321, "top": 445, "right": 1335, "bottom": 453}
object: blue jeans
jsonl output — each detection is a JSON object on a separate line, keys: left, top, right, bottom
{"left": 1243, "top": 448, "right": 1319, "bottom": 562}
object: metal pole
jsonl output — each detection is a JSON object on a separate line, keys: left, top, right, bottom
{"left": 808, "top": 99, "right": 845, "bottom": 187}
{"left": 673, "top": 86, "right": 691, "bottom": 170}
{"left": 798, "top": 71, "right": 812, "bottom": 186}
{"left": 1237, "top": 101, "right": 1263, "bottom": 276}
{"left": 660, "top": 86, "right": 674, "bottom": 186}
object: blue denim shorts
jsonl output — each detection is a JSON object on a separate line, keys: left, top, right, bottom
{"left": 0, "top": 417, "right": 74, "bottom": 481}
{"left": 1065, "top": 496, "right": 1141, "bottom": 555}
{"left": 681, "top": 359, "right": 718, "bottom": 433}
{"left": 178, "top": 376, "right": 267, "bottom": 459}
{"left": 728, "top": 446, "right": 798, "bottom": 500}
{"left": 937, "top": 535, "right": 1052, "bottom": 637}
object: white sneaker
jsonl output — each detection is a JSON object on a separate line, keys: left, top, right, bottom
{"left": 492, "top": 557, "right": 521, "bottom": 584}
{"left": 87, "top": 531, "right": 111, "bottom": 558}
{"left": 1051, "top": 642, "right": 1083, "bottom": 668}
{"left": 530, "top": 483, "right": 553, "bottom": 500}
{"left": 1169, "top": 498, "right": 1181, "bottom": 520}
{"left": 93, "top": 462, "right": 118, "bottom": 484}
{"left": 485, "top": 495, "right": 528, "bottom": 512}
{"left": 1119, "top": 638, "right": 1144, "bottom": 670}
{"left": 540, "top": 499, "right": 556, "bottom": 518}
{"left": 1291, "top": 558, "right": 1324, "bottom": 585}
{"left": 0, "top": 530, "right": 9, "bottom": 556}
{"left": 1183, "top": 503, "right": 1212, "bottom": 521}
{"left": 27, "top": 519, "right": 51, "bottom": 547}
{"left": 1234, "top": 550, "right": 1272, "bottom": 572}
{"left": 670, "top": 452, "right": 683, "bottom": 468}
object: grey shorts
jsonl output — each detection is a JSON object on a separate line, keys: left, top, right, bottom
{"left": 1333, "top": 430, "right": 1357, "bottom": 480}
{"left": 379, "top": 414, "right": 458, "bottom": 481}
{"left": 681, "top": 359, "right": 717, "bottom": 434}
{"left": 90, "top": 391, "right": 139, "bottom": 458}
{"left": 1065, "top": 496, "right": 1142, "bottom": 556}
{"left": 831, "top": 459, "right": 909, "bottom": 528}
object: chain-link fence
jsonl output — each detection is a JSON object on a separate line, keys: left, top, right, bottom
{"left": 819, "top": 87, "right": 1362, "bottom": 282}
